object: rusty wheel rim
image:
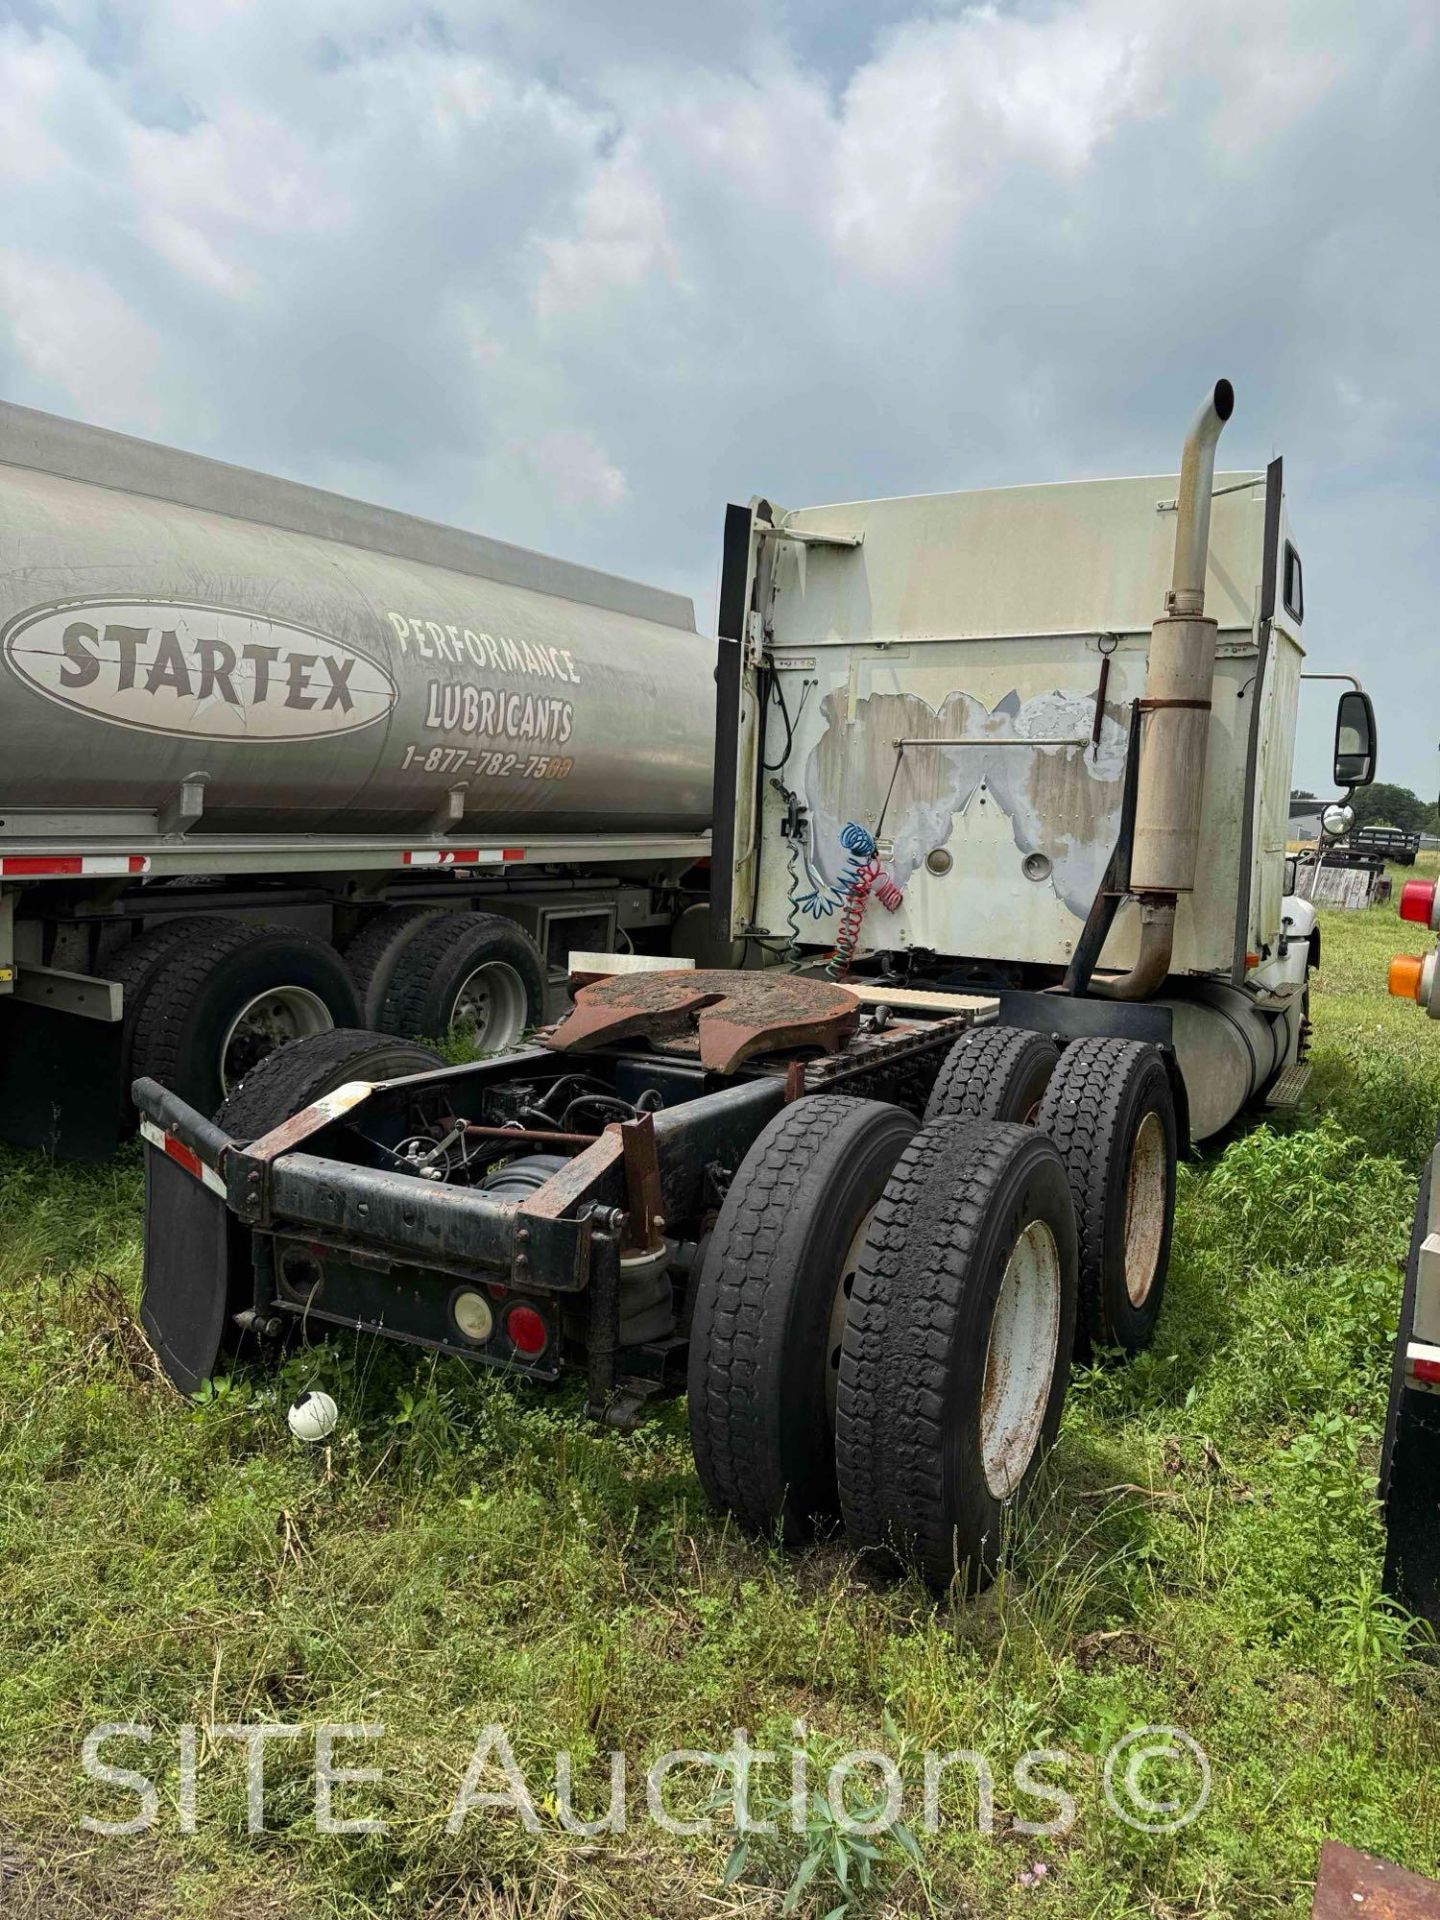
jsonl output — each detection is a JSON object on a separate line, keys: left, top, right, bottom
{"left": 981, "top": 1218, "right": 1062, "bottom": 1499}
{"left": 1123, "top": 1111, "right": 1167, "bottom": 1308}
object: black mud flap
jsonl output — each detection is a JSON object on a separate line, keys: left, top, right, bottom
{"left": 140, "top": 1142, "right": 255, "bottom": 1395}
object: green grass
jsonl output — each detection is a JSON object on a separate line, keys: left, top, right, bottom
{"left": 2, "top": 866, "right": 1440, "bottom": 1918}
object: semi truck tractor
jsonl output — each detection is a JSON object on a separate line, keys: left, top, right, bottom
{"left": 1382, "top": 877, "right": 1440, "bottom": 1627}
{"left": 133, "top": 381, "right": 1377, "bottom": 1591}
{"left": 0, "top": 401, "right": 713, "bottom": 1154}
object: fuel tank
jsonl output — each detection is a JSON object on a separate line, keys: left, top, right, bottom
{"left": 0, "top": 403, "right": 714, "bottom": 836}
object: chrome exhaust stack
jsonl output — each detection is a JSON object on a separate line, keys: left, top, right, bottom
{"left": 1096, "top": 379, "right": 1233, "bottom": 999}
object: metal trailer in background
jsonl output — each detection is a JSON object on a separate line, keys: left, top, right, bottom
{"left": 0, "top": 402, "right": 714, "bottom": 1153}
{"left": 135, "top": 382, "right": 1382, "bottom": 1595}
{"left": 1382, "top": 874, "right": 1440, "bottom": 1629}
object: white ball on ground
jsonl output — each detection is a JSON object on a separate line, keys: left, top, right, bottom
{"left": 287, "top": 1389, "right": 339, "bottom": 1443}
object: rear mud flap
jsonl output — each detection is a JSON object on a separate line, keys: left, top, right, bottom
{"left": 140, "top": 1142, "right": 254, "bottom": 1395}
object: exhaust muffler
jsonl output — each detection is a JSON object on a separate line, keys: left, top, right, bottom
{"left": 1096, "top": 378, "right": 1233, "bottom": 999}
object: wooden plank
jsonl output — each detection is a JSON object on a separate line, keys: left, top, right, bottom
{"left": 846, "top": 983, "right": 999, "bottom": 1016}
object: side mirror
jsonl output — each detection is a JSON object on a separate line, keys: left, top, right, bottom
{"left": 1333, "top": 689, "right": 1376, "bottom": 789}
{"left": 1320, "top": 801, "right": 1354, "bottom": 841}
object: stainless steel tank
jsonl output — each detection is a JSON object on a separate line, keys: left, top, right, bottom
{"left": 0, "top": 403, "right": 714, "bottom": 835}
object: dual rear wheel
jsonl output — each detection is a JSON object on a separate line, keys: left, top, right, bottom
{"left": 688, "top": 1092, "right": 1079, "bottom": 1591}
{"left": 112, "top": 908, "right": 545, "bottom": 1121}
{"left": 687, "top": 1025, "right": 1179, "bottom": 1590}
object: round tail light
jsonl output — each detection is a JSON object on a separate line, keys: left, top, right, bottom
{"left": 505, "top": 1304, "right": 549, "bottom": 1357}
{"left": 451, "top": 1289, "right": 494, "bottom": 1344}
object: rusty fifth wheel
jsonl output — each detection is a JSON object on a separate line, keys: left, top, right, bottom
{"left": 835, "top": 1118, "right": 1078, "bottom": 1593}
{"left": 1035, "top": 1037, "right": 1178, "bottom": 1357}
{"left": 687, "top": 1095, "right": 916, "bottom": 1543}
{"left": 924, "top": 1024, "right": 1060, "bottom": 1127}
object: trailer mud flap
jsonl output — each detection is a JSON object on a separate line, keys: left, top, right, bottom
{"left": 140, "top": 1139, "right": 254, "bottom": 1395}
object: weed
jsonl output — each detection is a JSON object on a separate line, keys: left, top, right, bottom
{"left": 0, "top": 868, "right": 1438, "bottom": 1916}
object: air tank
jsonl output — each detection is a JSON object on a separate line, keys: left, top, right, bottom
{"left": 0, "top": 403, "right": 714, "bottom": 836}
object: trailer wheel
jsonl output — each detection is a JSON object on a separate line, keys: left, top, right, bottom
{"left": 1034, "top": 1037, "right": 1177, "bottom": 1357}
{"left": 129, "top": 923, "right": 361, "bottom": 1118}
{"left": 343, "top": 906, "right": 445, "bottom": 1025}
{"left": 217, "top": 1028, "right": 448, "bottom": 1140}
{"left": 378, "top": 911, "right": 544, "bottom": 1052}
{"left": 1381, "top": 1147, "right": 1440, "bottom": 1629}
{"left": 687, "top": 1095, "right": 916, "bottom": 1543}
{"left": 925, "top": 1025, "right": 1060, "bottom": 1126}
{"left": 105, "top": 916, "right": 244, "bottom": 1128}
{"left": 836, "top": 1119, "right": 1077, "bottom": 1592}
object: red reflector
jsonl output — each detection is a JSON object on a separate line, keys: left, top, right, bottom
{"left": 163, "top": 1134, "right": 204, "bottom": 1181}
{"left": 502, "top": 848, "right": 525, "bottom": 862}
{"left": 505, "top": 1304, "right": 548, "bottom": 1356}
{"left": 1400, "top": 880, "right": 1437, "bottom": 927}
{"left": 1414, "top": 1357, "right": 1440, "bottom": 1386}
{"left": 2, "top": 856, "right": 83, "bottom": 875}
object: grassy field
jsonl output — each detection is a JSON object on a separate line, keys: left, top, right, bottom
{"left": 2, "top": 867, "right": 1439, "bottom": 1919}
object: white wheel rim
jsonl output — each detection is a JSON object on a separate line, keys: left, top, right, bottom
{"left": 981, "top": 1218, "right": 1062, "bottom": 1499}
{"left": 220, "top": 986, "right": 333, "bottom": 1092}
{"left": 450, "top": 961, "right": 529, "bottom": 1051}
{"left": 826, "top": 1204, "right": 876, "bottom": 1427}
{"left": 1123, "top": 1111, "right": 1167, "bottom": 1307}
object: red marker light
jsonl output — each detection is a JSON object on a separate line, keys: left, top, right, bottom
{"left": 1414, "top": 1356, "right": 1440, "bottom": 1387}
{"left": 505, "top": 1304, "right": 549, "bottom": 1357}
{"left": 1399, "top": 880, "right": 1437, "bottom": 927}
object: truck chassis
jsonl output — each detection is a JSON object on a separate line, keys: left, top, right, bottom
{"left": 135, "top": 971, "right": 1181, "bottom": 1591}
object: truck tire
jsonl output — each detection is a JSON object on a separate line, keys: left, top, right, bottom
{"left": 836, "top": 1118, "right": 1077, "bottom": 1592}
{"left": 218, "top": 1028, "right": 448, "bottom": 1140}
{"left": 106, "top": 916, "right": 243, "bottom": 1129}
{"left": 1382, "top": 1147, "right": 1440, "bottom": 1628}
{"left": 378, "top": 911, "right": 545, "bottom": 1052}
{"left": 342, "top": 906, "right": 446, "bottom": 1026}
{"left": 129, "top": 923, "right": 362, "bottom": 1118}
{"left": 925, "top": 1025, "right": 1060, "bottom": 1126}
{"left": 687, "top": 1095, "right": 916, "bottom": 1543}
{"left": 1034, "top": 1037, "right": 1177, "bottom": 1358}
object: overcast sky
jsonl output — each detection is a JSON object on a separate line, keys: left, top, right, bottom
{"left": 2, "top": 0, "right": 1436, "bottom": 795}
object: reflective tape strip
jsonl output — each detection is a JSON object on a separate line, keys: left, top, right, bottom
{"left": 1407, "top": 1339, "right": 1440, "bottom": 1389}
{"left": 402, "top": 848, "right": 525, "bottom": 867}
{"left": 139, "top": 1118, "right": 228, "bottom": 1196}
{"left": 0, "top": 854, "right": 150, "bottom": 877}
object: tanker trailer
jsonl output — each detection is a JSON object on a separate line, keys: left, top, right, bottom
{"left": 0, "top": 400, "right": 714, "bottom": 1152}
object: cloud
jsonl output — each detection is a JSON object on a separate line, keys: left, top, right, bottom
{"left": 522, "top": 427, "right": 629, "bottom": 509}
{"left": 0, "top": 0, "right": 1435, "bottom": 792}
{"left": 0, "top": 249, "right": 163, "bottom": 428}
